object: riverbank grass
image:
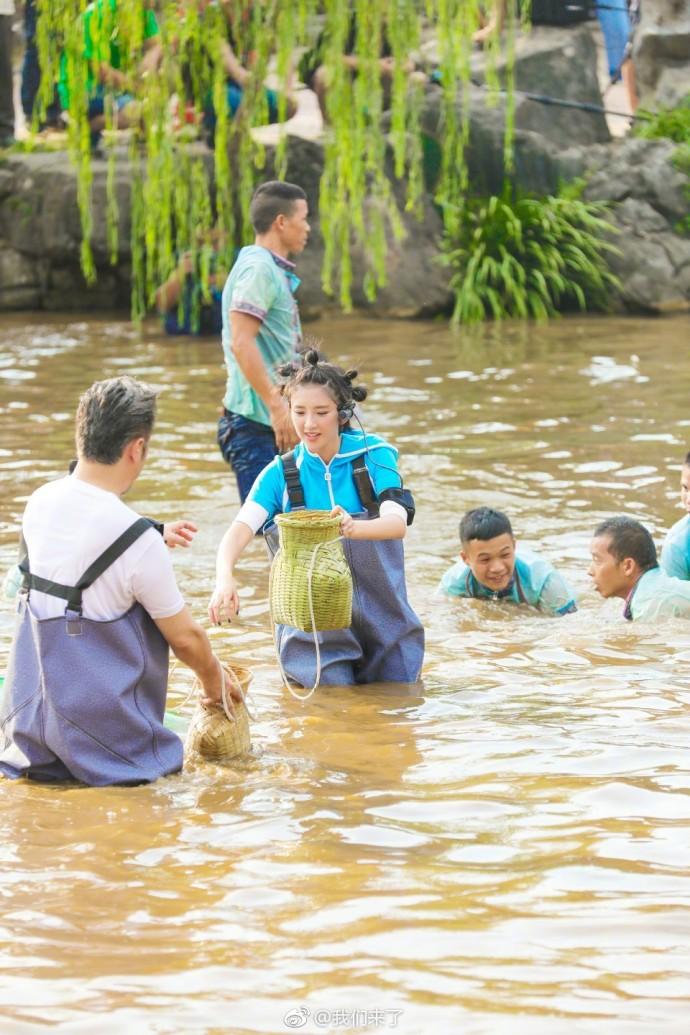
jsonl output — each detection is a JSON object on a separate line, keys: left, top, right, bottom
{"left": 439, "top": 185, "right": 620, "bottom": 323}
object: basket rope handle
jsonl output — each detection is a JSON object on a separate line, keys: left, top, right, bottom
{"left": 219, "top": 660, "right": 257, "bottom": 721}
{"left": 271, "top": 537, "right": 342, "bottom": 701}
{"left": 180, "top": 657, "right": 255, "bottom": 721}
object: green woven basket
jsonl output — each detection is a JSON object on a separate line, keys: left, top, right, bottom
{"left": 185, "top": 663, "right": 252, "bottom": 763}
{"left": 269, "top": 510, "right": 353, "bottom": 632}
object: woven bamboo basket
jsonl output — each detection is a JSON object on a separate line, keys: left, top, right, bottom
{"left": 185, "top": 663, "right": 252, "bottom": 763}
{"left": 269, "top": 510, "right": 352, "bottom": 632}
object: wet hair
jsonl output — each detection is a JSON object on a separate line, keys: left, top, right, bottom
{"left": 277, "top": 349, "right": 367, "bottom": 426}
{"left": 593, "top": 516, "right": 658, "bottom": 572}
{"left": 249, "top": 181, "right": 307, "bottom": 234}
{"left": 460, "top": 507, "right": 513, "bottom": 544}
{"left": 75, "top": 376, "right": 158, "bottom": 465}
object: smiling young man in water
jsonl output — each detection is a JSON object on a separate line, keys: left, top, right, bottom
{"left": 439, "top": 507, "right": 576, "bottom": 615}
{"left": 589, "top": 516, "right": 690, "bottom": 620}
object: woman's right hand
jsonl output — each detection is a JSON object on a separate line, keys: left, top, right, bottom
{"left": 208, "top": 579, "right": 240, "bottom": 625}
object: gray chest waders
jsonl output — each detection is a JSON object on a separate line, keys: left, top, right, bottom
{"left": 0, "top": 519, "right": 183, "bottom": 785}
{"left": 264, "top": 453, "right": 424, "bottom": 693}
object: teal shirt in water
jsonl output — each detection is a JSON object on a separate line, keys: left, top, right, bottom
{"left": 438, "top": 548, "right": 576, "bottom": 615}
{"left": 660, "top": 514, "right": 690, "bottom": 581}
{"left": 221, "top": 246, "right": 302, "bottom": 426}
{"left": 626, "top": 566, "right": 690, "bottom": 621}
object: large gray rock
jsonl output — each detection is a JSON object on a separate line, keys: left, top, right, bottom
{"left": 420, "top": 24, "right": 609, "bottom": 196}
{"left": 0, "top": 242, "right": 42, "bottom": 309}
{"left": 0, "top": 150, "right": 132, "bottom": 263}
{"left": 268, "top": 136, "right": 451, "bottom": 317}
{"left": 0, "top": 137, "right": 451, "bottom": 318}
{"left": 557, "top": 137, "right": 690, "bottom": 313}
{"left": 633, "top": 0, "right": 690, "bottom": 110}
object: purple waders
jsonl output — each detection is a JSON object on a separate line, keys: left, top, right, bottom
{"left": 0, "top": 520, "right": 183, "bottom": 786}
{"left": 267, "top": 524, "right": 424, "bottom": 687}
{"left": 280, "top": 535, "right": 424, "bottom": 686}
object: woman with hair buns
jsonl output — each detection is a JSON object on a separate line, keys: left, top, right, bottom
{"left": 208, "top": 350, "right": 424, "bottom": 687}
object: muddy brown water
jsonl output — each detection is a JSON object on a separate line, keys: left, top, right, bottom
{"left": 0, "top": 312, "right": 689, "bottom": 1034}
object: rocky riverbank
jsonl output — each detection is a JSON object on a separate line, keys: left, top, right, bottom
{"left": 1, "top": 22, "right": 688, "bottom": 318}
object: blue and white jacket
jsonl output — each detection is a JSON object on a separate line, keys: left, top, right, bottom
{"left": 660, "top": 514, "right": 690, "bottom": 581}
{"left": 235, "top": 431, "right": 408, "bottom": 534}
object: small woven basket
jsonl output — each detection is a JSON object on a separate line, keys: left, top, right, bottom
{"left": 269, "top": 510, "right": 352, "bottom": 632}
{"left": 185, "top": 663, "right": 252, "bottom": 763}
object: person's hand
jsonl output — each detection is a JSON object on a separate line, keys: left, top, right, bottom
{"left": 269, "top": 394, "right": 299, "bottom": 452}
{"left": 331, "top": 505, "right": 356, "bottom": 538}
{"left": 199, "top": 659, "right": 245, "bottom": 708}
{"left": 208, "top": 578, "right": 240, "bottom": 625}
{"left": 163, "top": 519, "right": 198, "bottom": 549}
{"left": 472, "top": 24, "right": 495, "bottom": 46}
{"left": 379, "top": 56, "right": 395, "bottom": 77}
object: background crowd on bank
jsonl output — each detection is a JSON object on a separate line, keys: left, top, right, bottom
{"left": 0, "top": 1, "right": 639, "bottom": 151}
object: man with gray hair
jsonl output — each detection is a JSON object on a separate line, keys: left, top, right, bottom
{"left": 0, "top": 376, "right": 235, "bottom": 786}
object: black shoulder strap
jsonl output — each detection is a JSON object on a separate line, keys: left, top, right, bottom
{"left": 280, "top": 450, "right": 306, "bottom": 510}
{"left": 19, "top": 517, "right": 152, "bottom": 612}
{"left": 351, "top": 457, "right": 379, "bottom": 517}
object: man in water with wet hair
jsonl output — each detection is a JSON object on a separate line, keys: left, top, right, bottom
{"left": 217, "top": 180, "right": 310, "bottom": 502}
{"left": 439, "top": 506, "right": 576, "bottom": 614}
{"left": 589, "top": 516, "right": 690, "bottom": 621}
{"left": 0, "top": 376, "right": 240, "bottom": 786}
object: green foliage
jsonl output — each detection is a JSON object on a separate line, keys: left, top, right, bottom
{"left": 33, "top": 0, "right": 524, "bottom": 319}
{"left": 439, "top": 185, "right": 620, "bottom": 323}
{"left": 632, "top": 96, "right": 690, "bottom": 236}
{"left": 633, "top": 96, "right": 690, "bottom": 145}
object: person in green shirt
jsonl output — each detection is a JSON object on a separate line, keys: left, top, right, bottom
{"left": 58, "top": 0, "right": 162, "bottom": 149}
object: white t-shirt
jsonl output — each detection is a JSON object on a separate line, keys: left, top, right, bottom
{"left": 22, "top": 476, "right": 185, "bottom": 621}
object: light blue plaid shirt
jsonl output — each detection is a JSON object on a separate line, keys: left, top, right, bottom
{"left": 221, "top": 245, "right": 302, "bottom": 426}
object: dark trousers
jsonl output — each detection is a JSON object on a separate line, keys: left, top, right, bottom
{"left": 217, "top": 409, "right": 278, "bottom": 503}
{"left": 0, "top": 14, "right": 14, "bottom": 142}
{"left": 20, "top": 0, "right": 60, "bottom": 125}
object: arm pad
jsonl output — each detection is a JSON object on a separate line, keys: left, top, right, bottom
{"left": 378, "top": 487, "right": 415, "bottom": 526}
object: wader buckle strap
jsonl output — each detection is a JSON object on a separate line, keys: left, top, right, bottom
{"left": 351, "top": 459, "right": 379, "bottom": 517}
{"left": 280, "top": 451, "right": 306, "bottom": 510}
{"left": 281, "top": 451, "right": 380, "bottom": 517}
{"left": 19, "top": 517, "right": 152, "bottom": 612}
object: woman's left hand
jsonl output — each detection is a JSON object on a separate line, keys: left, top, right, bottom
{"left": 331, "top": 505, "right": 356, "bottom": 538}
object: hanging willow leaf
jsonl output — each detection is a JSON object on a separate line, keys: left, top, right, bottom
{"left": 34, "top": 0, "right": 532, "bottom": 319}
